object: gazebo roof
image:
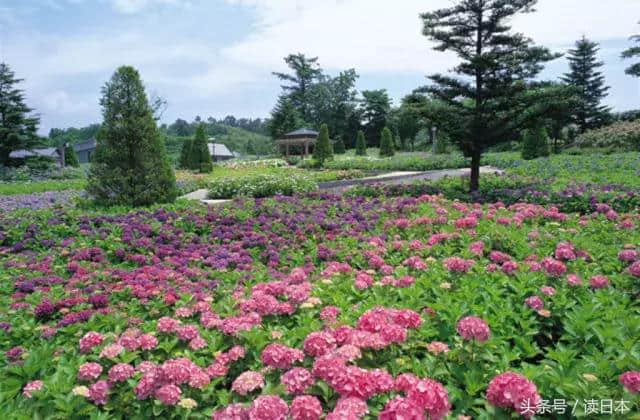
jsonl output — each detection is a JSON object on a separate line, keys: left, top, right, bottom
{"left": 284, "top": 128, "right": 318, "bottom": 138}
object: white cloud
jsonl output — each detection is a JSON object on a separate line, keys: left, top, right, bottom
{"left": 222, "top": 0, "right": 640, "bottom": 74}
{"left": 41, "top": 90, "right": 91, "bottom": 114}
{"left": 105, "top": 0, "right": 192, "bottom": 14}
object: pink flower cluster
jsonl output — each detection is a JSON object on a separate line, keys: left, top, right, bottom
{"left": 487, "top": 372, "right": 541, "bottom": 418}
{"left": 541, "top": 257, "right": 567, "bottom": 277}
{"left": 281, "top": 367, "right": 314, "bottom": 394}
{"left": 290, "top": 395, "right": 323, "bottom": 420}
{"left": 231, "top": 371, "right": 264, "bottom": 395}
{"left": 79, "top": 331, "right": 104, "bottom": 353}
{"left": 589, "top": 275, "right": 610, "bottom": 289}
{"left": 22, "top": 380, "right": 44, "bottom": 398}
{"left": 457, "top": 316, "right": 490, "bottom": 342}
{"left": 78, "top": 362, "right": 103, "bottom": 381}
{"left": 619, "top": 371, "right": 640, "bottom": 393}
{"left": 248, "top": 395, "right": 288, "bottom": 420}
{"left": 261, "top": 343, "right": 304, "bottom": 370}
{"left": 380, "top": 374, "right": 450, "bottom": 420}
{"left": 443, "top": 257, "right": 474, "bottom": 273}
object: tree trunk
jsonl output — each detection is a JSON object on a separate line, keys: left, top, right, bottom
{"left": 470, "top": 150, "right": 481, "bottom": 193}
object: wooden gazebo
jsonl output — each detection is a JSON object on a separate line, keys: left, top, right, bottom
{"left": 276, "top": 128, "right": 318, "bottom": 157}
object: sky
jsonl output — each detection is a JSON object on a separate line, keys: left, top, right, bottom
{"left": 1, "top": 0, "right": 639, "bottom": 135}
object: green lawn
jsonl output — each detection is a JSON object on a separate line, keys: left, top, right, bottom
{"left": 0, "top": 179, "right": 86, "bottom": 196}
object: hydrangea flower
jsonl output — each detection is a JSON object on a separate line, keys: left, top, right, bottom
{"left": 290, "top": 395, "right": 323, "bottom": 420}
{"left": 231, "top": 371, "right": 264, "bottom": 395}
{"left": 456, "top": 316, "right": 490, "bottom": 342}
{"left": 23, "top": 380, "right": 44, "bottom": 398}
{"left": 78, "top": 362, "right": 103, "bottom": 381}
{"left": 248, "top": 395, "right": 288, "bottom": 420}
{"left": 487, "top": 372, "right": 541, "bottom": 418}
{"left": 619, "top": 371, "right": 640, "bottom": 393}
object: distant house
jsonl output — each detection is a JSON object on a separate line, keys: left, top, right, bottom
{"left": 207, "top": 140, "right": 234, "bottom": 162}
{"left": 9, "top": 148, "right": 62, "bottom": 165}
{"left": 74, "top": 139, "right": 97, "bottom": 164}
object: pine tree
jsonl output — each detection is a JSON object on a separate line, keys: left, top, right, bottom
{"left": 355, "top": 130, "right": 367, "bottom": 156}
{"left": 422, "top": 0, "right": 560, "bottom": 191}
{"left": 0, "top": 63, "right": 40, "bottom": 166}
{"left": 272, "top": 54, "right": 323, "bottom": 122}
{"left": 64, "top": 144, "right": 80, "bottom": 167}
{"left": 622, "top": 24, "right": 640, "bottom": 78}
{"left": 521, "top": 129, "right": 537, "bottom": 160}
{"left": 87, "top": 66, "right": 177, "bottom": 206}
{"left": 179, "top": 138, "right": 193, "bottom": 169}
{"left": 268, "top": 95, "right": 302, "bottom": 139}
{"left": 536, "top": 126, "right": 550, "bottom": 158}
{"left": 561, "top": 37, "right": 611, "bottom": 131}
{"left": 379, "top": 127, "right": 395, "bottom": 157}
{"left": 246, "top": 138, "right": 256, "bottom": 155}
{"left": 313, "top": 124, "right": 332, "bottom": 165}
{"left": 191, "top": 124, "right": 213, "bottom": 173}
{"left": 333, "top": 136, "right": 346, "bottom": 154}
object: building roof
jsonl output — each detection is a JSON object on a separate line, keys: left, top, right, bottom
{"left": 207, "top": 143, "right": 234, "bottom": 157}
{"left": 284, "top": 128, "right": 318, "bottom": 138}
{"left": 74, "top": 138, "right": 97, "bottom": 152}
{"left": 9, "top": 148, "right": 60, "bottom": 159}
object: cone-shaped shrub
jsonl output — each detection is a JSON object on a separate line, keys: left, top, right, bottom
{"left": 536, "top": 126, "right": 551, "bottom": 158}
{"left": 191, "top": 124, "right": 213, "bottom": 173}
{"left": 521, "top": 129, "right": 538, "bottom": 160}
{"left": 87, "top": 66, "right": 177, "bottom": 206}
{"left": 355, "top": 131, "right": 367, "bottom": 156}
{"left": 313, "top": 124, "right": 333, "bottom": 165}
{"left": 64, "top": 144, "right": 79, "bottom": 167}
{"left": 379, "top": 127, "right": 395, "bottom": 157}
{"left": 179, "top": 138, "right": 193, "bottom": 169}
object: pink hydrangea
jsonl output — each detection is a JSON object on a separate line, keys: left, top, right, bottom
{"left": 212, "top": 403, "right": 249, "bottom": 420}
{"left": 443, "top": 257, "right": 474, "bottom": 273}
{"left": 206, "top": 362, "right": 229, "bottom": 378}
{"left": 541, "top": 258, "right": 567, "bottom": 277}
{"left": 261, "top": 343, "right": 305, "bottom": 370}
{"left": 139, "top": 334, "right": 158, "bottom": 350}
{"left": 249, "top": 395, "right": 288, "bottom": 420}
{"left": 189, "top": 336, "right": 208, "bottom": 350}
{"left": 489, "top": 251, "right": 512, "bottom": 264}
{"left": 88, "top": 380, "right": 110, "bottom": 405}
{"left": 487, "top": 372, "right": 541, "bottom": 418}
{"left": 232, "top": 371, "right": 264, "bottom": 395}
{"left": 406, "top": 378, "right": 451, "bottom": 420}
{"left": 134, "top": 372, "right": 160, "bottom": 400}
{"left": 118, "top": 335, "right": 140, "bottom": 352}
{"left": 188, "top": 369, "right": 211, "bottom": 389}
{"left": 567, "top": 274, "right": 583, "bottom": 286}
{"left": 427, "top": 341, "right": 450, "bottom": 355}
{"left": 79, "top": 331, "right": 104, "bottom": 353}
{"left": 354, "top": 272, "right": 374, "bottom": 289}
{"left": 320, "top": 306, "right": 341, "bottom": 323}
{"left": 380, "top": 396, "right": 424, "bottom": 420}
{"left": 281, "top": 367, "right": 314, "bottom": 394}
{"left": 618, "top": 250, "right": 638, "bottom": 262}
{"left": 177, "top": 325, "right": 200, "bottom": 341}
{"left": 525, "top": 296, "right": 544, "bottom": 310}
{"left": 501, "top": 260, "right": 518, "bottom": 275}
{"left": 330, "top": 397, "right": 369, "bottom": 418}
{"left": 22, "top": 380, "right": 43, "bottom": 398}
{"left": 108, "top": 363, "right": 135, "bottom": 383}
{"left": 290, "top": 395, "right": 323, "bottom": 420}
{"left": 590, "top": 275, "right": 610, "bottom": 289}
{"left": 100, "top": 343, "right": 124, "bottom": 360}
{"left": 540, "top": 286, "right": 555, "bottom": 296}
{"left": 469, "top": 241, "right": 485, "bottom": 256}
{"left": 629, "top": 261, "right": 640, "bottom": 277}
{"left": 157, "top": 317, "right": 180, "bottom": 333}
{"left": 395, "top": 373, "right": 420, "bottom": 393}
{"left": 155, "top": 384, "right": 181, "bottom": 405}
{"left": 619, "top": 371, "right": 640, "bottom": 393}
{"left": 78, "top": 362, "right": 103, "bottom": 381}
{"left": 456, "top": 316, "right": 491, "bottom": 342}
{"left": 303, "top": 331, "right": 337, "bottom": 357}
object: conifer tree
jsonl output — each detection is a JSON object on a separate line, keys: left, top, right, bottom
{"left": 521, "top": 129, "right": 537, "bottom": 160}
{"left": 64, "top": 144, "right": 79, "bottom": 167}
{"left": 333, "top": 136, "right": 346, "bottom": 154}
{"left": 561, "top": 37, "right": 611, "bottom": 131}
{"left": 179, "top": 137, "right": 193, "bottom": 169}
{"left": 622, "top": 24, "right": 640, "bottom": 78}
{"left": 355, "top": 130, "right": 367, "bottom": 156}
{"left": 0, "top": 63, "right": 39, "bottom": 166}
{"left": 422, "top": 0, "right": 560, "bottom": 191}
{"left": 191, "top": 124, "right": 213, "bottom": 173}
{"left": 379, "top": 127, "right": 395, "bottom": 157}
{"left": 536, "top": 126, "right": 550, "bottom": 158}
{"left": 313, "top": 124, "right": 332, "bottom": 165}
{"left": 87, "top": 66, "right": 177, "bottom": 206}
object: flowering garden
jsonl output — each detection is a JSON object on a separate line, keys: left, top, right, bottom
{"left": 1, "top": 188, "right": 639, "bottom": 419}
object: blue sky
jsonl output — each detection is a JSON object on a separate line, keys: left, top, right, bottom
{"left": 1, "top": 0, "right": 639, "bottom": 134}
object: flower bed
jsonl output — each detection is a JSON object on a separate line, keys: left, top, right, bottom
{"left": 207, "top": 174, "right": 318, "bottom": 199}
{"left": 0, "top": 194, "right": 639, "bottom": 418}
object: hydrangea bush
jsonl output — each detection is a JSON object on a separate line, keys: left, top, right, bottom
{"left": 0, "top": 192, "right": 638, "bottom": 418}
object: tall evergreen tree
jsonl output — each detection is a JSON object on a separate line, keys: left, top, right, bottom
{"left": 622, "top": 23, "right": 640, "bottom": 78}
{"left": 191, "top": 124, "right": 213, "bottom": 173}
{"left": 379, "top": 127, "right": 395, "bottom": 157}
{"left": 272, "top": 53, "right": 323, "bottom": 122}
{"left": 333, "top": 136, "right": 346, "bottom": 154}
{"left": 561, "top": 37, "right": 611, "bottom": 131}
{"left": 0, "top": 63, "right": 40, "bottom": 166}
{"left": 246, "top": 138, "right": 256, "bottom": 155}
{"left": 268, "top": 95, "right": 302, "bottom": 139}
{"left": 360, "top": 90, "right": 392, "bottom": 147}
{"left": 313, "top": 124, "right": 332, "bottom": 165}
{"left": 355, "top": 130, "right": 367, "bottom": 156}
{"left": 87, "top": 66, "right": 177, "bottom": 206}
{"left": 179, "top": 138, "right": 193, "bottom": 169}
{"left": 422, "top": 0, "right": 561, "bottom": 191}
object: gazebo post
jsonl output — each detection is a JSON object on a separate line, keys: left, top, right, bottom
{"left": 304, "top": 141, "right": 309, "bottom": 158}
